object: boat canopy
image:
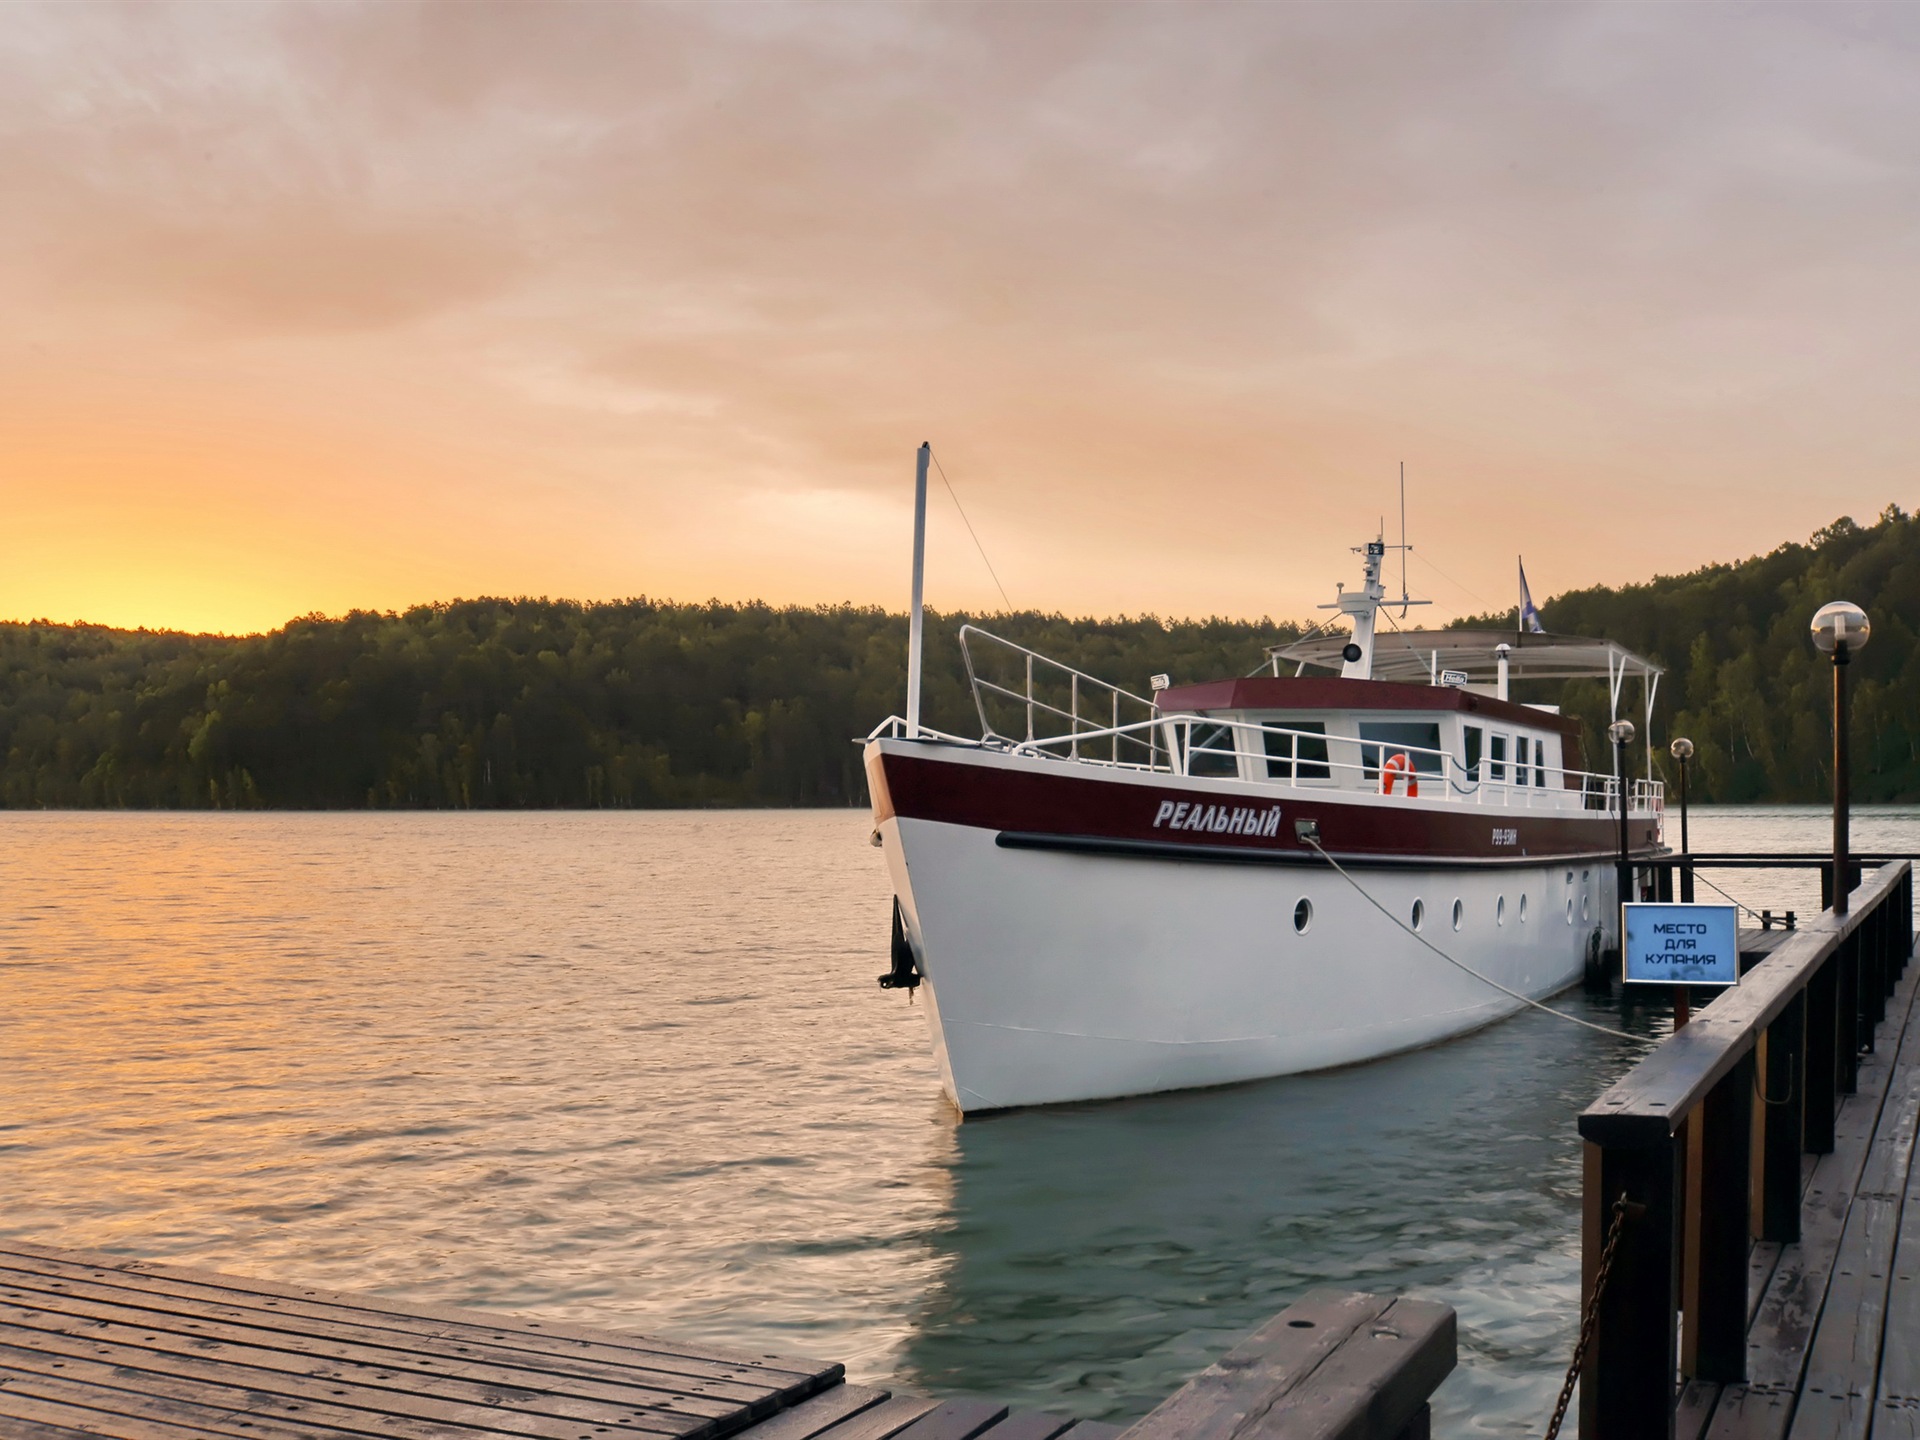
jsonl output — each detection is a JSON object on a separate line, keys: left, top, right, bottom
{"left": 1270, "top": 628, "right": 1663, "bottom": 687}
{"left": 1271, "top": 627, "right": 1665, "bottom": 776}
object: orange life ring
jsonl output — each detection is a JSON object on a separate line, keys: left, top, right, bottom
{"left": 1381, "top": 752, "right": 1419, "bottom": 798}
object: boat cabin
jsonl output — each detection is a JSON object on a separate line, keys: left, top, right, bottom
{"left": 1153, "top": 676, "right": 1583, "bottom": 798}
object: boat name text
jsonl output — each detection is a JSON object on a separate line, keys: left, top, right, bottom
{"left": 1492, "top": 827, "right": 1519, "bottom": 846}
{"left": 1152, "top": 801, "right": 1284, "bottom": 837}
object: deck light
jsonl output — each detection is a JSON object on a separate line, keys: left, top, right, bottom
{"left": 1606, "top": 720, "right": 1635, "bottom": 746}
{"left": 1149, "top": 674, "right": 1170, "bottom": 692}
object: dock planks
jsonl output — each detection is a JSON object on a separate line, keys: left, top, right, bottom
{"left": 0, "top": 1244, "right": 1121, "bottom": 1440}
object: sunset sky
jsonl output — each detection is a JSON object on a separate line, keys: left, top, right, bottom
{"left": 4, "top": 1, "right": 1918, "bottom": 635}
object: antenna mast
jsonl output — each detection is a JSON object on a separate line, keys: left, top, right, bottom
{"left": 1399, "top": 462, "right": 1409, "bottom": 616}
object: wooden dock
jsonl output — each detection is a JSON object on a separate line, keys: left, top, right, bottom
{"left": 1579, "top": 859, "right": 1919, "bottom": 1439}
{"left": 0, "top": 1242, "right": 1451, "bottom": 1440}
{"left": 1679, "top": 922, "right": 1920, "bottom": 1438}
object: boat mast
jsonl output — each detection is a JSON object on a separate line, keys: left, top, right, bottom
{"left": 1399, "top": 462, "right": 1410, "bottom": 618}
{"left": 1338, "top": 540, "right": 1387, "bottom": 679}
{"left": 906, "top": 442, "right": 930, "bottom": 737}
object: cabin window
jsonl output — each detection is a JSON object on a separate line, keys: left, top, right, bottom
{"left": 1515, "top": 736, "right": 1530, "bottom": 786}
{"left": 1360, "top": 721, "right": 1442, "bottom": 780}
{"left": 1263, "top": 722, "right": 1330, "bottom": 781}
{"left": 1490, "top": 734, "right": 1509, "bottom": 782}
{"left": 1187, "top": 722, "right": 1241, "bottom": 778}
{"left": 1536, "top": 747, "right": 1548, "bottom": 788}
{"left": 1463, "top": 726, "right": 1483, "bottom": 784}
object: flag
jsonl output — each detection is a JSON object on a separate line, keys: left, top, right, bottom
{"left": 1518, "top": 559, "right": 1545, "bottom": 633}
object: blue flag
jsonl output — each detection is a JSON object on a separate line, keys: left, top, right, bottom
{"left": 1518, "top": 559, "right": 1545, "bottom": 633}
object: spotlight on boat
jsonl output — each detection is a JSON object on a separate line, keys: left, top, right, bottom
{"left": 1150, "top": 673, "right": 1171, "bottom": 692}
{"left": 1810, "top": 601, "right": 1870, "bottom": 654}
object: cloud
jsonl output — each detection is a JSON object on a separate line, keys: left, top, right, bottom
{"left": 3, "top": 0, "right": 1920, "bottom": 630}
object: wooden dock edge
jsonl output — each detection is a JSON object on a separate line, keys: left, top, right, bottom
{"left": 0, "top": 1238, "right": 1450, "bottom": 1440}
{"left": 1116, "top": 1290, "right": 1456, "bottom": 1440}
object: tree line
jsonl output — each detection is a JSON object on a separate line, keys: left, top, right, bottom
{"left": 1, "top": 504, "right": 1914, "bottom": 808}
{"left": 1526, "top": 504, "right": 1920, "bottom": 803}
{"left": 0, "top": 604, "right": 1292, "bottom": 808}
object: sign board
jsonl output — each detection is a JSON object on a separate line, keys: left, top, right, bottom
{"left": 1622, "top": 903, "right": 1740, "bottom": 986}
{"left": 1439, "top": 669, "right": 1470, "bottom": 687}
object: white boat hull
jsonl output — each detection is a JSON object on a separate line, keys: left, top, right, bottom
{"left": 881, "top": 813, "right": 1616, "bottom": 1113}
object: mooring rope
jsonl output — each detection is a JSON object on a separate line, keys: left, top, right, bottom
{"left": 1302, "top": 836, "right": 1654, "bottom": 1046}
{"left": 1690, "top": 868, "right": 1765, "bottom": 920}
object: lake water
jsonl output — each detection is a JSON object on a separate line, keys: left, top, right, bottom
{"left": 3, "top": 806, "right": 1916, "bottom": 1434}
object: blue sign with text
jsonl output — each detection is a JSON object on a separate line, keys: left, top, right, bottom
{"left": 1622, "top": 903, "right": 1740, "bottom": 986}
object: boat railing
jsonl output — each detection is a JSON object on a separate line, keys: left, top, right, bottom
{"left": 956, "top": 624, "right": 1163, "bottom": 768}
{"left": 880, "top": 626, "right": 1665, "bottom": 820}
{"left": 864, "top": 715, "right": 992, "bottom": 746}
{"left": 867, "top": 708, "right": 1664, "bottom": 819}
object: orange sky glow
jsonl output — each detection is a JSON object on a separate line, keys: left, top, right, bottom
{"left": 4, "top": 1, "right": 1918, "bottom": 635}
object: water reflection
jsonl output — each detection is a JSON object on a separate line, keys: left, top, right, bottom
{"left": 905, "top": 992, "right": 1661, "bottom": 1430}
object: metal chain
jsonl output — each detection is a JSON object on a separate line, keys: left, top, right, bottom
{"left": 1544, "top": 1193, "right": 1636, "bottom": 1440}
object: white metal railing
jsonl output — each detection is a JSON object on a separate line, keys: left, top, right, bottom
{"left": 868, "top": 626, "right": 1666, "bottom": 822}
{"left": 957, "top": 624, "right": 1162, "bottom": 768}
{"left": 867, "top": 707, "right": 1664, "bottom": 820}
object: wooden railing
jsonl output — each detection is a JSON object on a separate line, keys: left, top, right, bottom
{"left": 1575, "top": 860, "right": 1915, "bottom": 1438}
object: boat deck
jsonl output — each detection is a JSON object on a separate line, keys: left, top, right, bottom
{"left": 0, "top": 1244, "right": 1123, "bottom": 1440}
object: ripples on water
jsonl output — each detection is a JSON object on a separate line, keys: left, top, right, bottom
{"left": 2, "top": 807, "right": 1915, "bottom": 1434}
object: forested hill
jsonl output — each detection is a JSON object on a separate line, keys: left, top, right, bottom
{"left": 1525, "top": 505, "right": 1920, "bottom": 803}
{"left": 0, "top": 606, "right": 1292, "bottom": 808}
{"left": 3, "top": 505, "right": 1915, "bottom": 808}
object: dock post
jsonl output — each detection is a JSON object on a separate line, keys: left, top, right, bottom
{"left": 1878, "top": 895, "right": 1899, "bottom": 999}
{"left": 1834, "top": 929, "right": 1859, "bottom": 1087}
{"left": 1684, "top": 1052, "right": 1753, "bottom": 1382}
{"left": 1757, "top": 993, "right": 1806, "bottom": 1242}
{"left": 1587, "top": 1137, "right": 1680, "bottom": 1439}
{"left": 1805, "top": 954, "right": 1839, "bottom": 1153}
{"left": 1866, "top": 911, "right": 1888, "bottom": 1028}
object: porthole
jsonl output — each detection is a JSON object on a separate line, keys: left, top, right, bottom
{"left": 1411, "top": 899, "right": 1425, "bottom": 931}
{"left": 1566, "top": 897, "right": 1575, "bottom": 925}
{"left": 1582, "top": 869, "right": 1591, "bottom": 882}
{"left": 1519, "top": 893, "right": 1529, "bottom": 923}
{"left": 1294, "top": 898, "right": 1313, "bottom": 934}
{"left": 1582, "top": 894, "right": 1591, "bottom": 922}
{"left": 1565, "top": 870, "right": 1574, "bottom": 885}
{"left": 1452, "top": 899, "right": 1464, "bottom": 931}
{"left": 1497, "top": 895, "right": 1507, "bottom": 926}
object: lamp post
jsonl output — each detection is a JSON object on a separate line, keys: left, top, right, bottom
{"left": 1609, "top": 717, "right": 1636, "bottom": 915}
{"left": 1670, "top": 737, "right": 1694, "bottom": 902}
{"left": 1811, "top": 602, "right": 1871, "bottom": 916}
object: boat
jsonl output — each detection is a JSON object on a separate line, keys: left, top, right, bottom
{"left": 864, "top": 450, "right": 1666, "bottom": 1114}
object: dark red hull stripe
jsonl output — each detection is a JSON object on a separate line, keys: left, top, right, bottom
{"left": 995, "top": 831, "right": 1646, "bottom": 869}
{"left": 875, "top": 747, "right": 1660, "bottom": 862}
